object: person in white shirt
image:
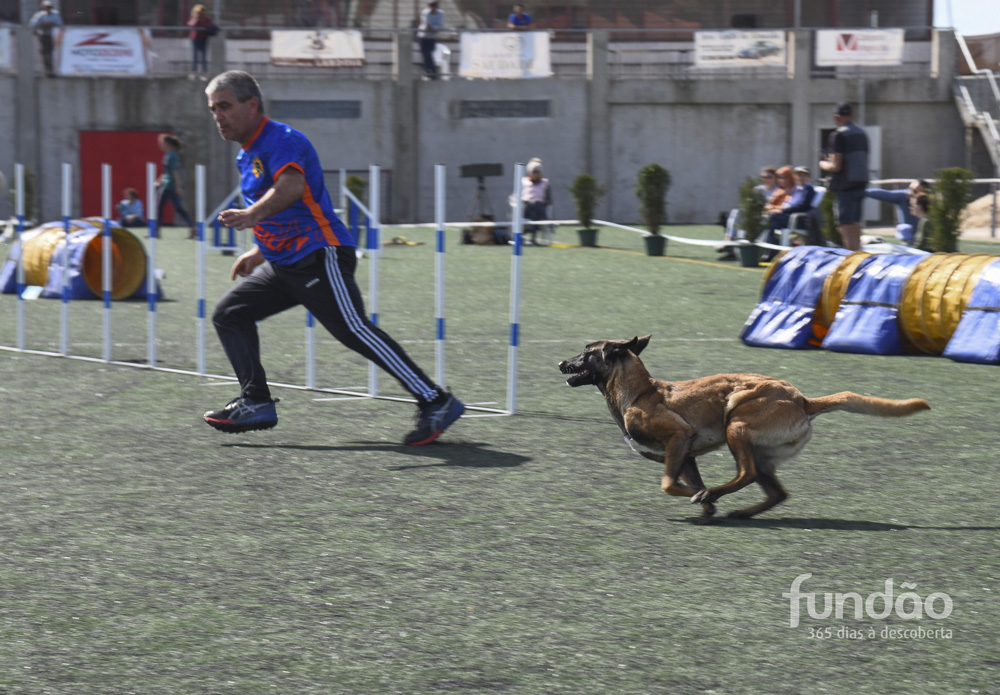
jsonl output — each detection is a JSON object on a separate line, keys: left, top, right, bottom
{"left": 417, "top": 1, "right": 445, "bottom": 78}
{"left": 28, "top": 1, "right": 63, "bottom": 77}
{"left": 520, "top": 158, "right": 552, "bottom": 246}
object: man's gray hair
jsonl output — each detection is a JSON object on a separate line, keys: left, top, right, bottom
{"left": 205, "top": 70, "right": 265, "bottom": 115}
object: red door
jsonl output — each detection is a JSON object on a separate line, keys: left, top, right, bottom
{"left": 79, "top": 131, "right": 168, "bottom": 222}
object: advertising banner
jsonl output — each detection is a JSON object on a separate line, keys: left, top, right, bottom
{"left": 271, "top": 30, "right": 365, "bottom": 67}
{"left": 694, "top": 31, "right": 787, "bottom": 68}
{"left": 815, "top": 29, "right": 904, "bottom": 66}
{"left": 58, "top": 27, "right": 151, "bottom": 75}
{"left": 458, "top": 31, "right": 552, "bottom": 79}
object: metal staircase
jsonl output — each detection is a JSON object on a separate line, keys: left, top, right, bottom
{"left": 954, "top": 32, "right": 1000, "bottom": 171}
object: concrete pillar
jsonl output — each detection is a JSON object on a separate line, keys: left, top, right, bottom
{"left": 789, "top": 29, "right": 813, "bottom": 172}
{"left": 392, "top": 30, "right": 417, "bottom": 222}
{"left": 586, "top": 31, "right": 610, "bottom": 214}
{"left": 14, "top": 26, "right": 38, "bottom": 219}
{"left": 209, "top": 30, "right": 226, "bottom": 78}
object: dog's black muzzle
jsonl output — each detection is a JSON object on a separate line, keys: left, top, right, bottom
{"left": 559, "top": 355, "right": 596, "bottom": 387}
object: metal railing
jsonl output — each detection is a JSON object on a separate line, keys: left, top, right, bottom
{"left": 954, "top": 32, "right": 1000, "bottom": 169}
{"left": 6, "top": 26, "right": 938, "bottom": 81}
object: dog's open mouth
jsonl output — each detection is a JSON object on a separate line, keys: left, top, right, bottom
{"left": 559, "top": 361, "right": 594, "bottom": 387}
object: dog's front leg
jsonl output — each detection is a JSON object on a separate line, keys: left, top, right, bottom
{"left": 660, "top": 440, "right": 699, "bottom": 498}
{"left": 682, "top": 457, "right": 716, "bottom": 518}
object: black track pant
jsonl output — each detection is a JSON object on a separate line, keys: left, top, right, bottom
{"left": 212, "top": 246, "right": 441, "bottom": 405}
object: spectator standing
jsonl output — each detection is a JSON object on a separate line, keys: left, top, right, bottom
{"left": 117, "top": 188, "right": 146, "bottom": 228}
{"left": 820, "top": 102, "right": 869, "bottom": 251}
{"left": 156, "top": 133, "right": 197, "bottom": 239}
{"left": 201, "top": 70, "right": 464, "bottom": 443}
{"left": 28, "top": 1, "right": 63, "bottom": 77}
{"left": 520, "top": 158, "right": 552, "bottom": 245}
{"left": 507, "top": 4, "right": 532, "bottom": 29}
{"left": 187, "top": 4, "right": 217, "bottom": 80}
{"left": 417, "top": 1, "right": 444, "bottom": 79}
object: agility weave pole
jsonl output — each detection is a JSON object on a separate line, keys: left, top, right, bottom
{"left": 2, "top": 161, "right": 527, "bottom": 416}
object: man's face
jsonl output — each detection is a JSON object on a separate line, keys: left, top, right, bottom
{"left": 208, "top": 88, "right": 258, "bottom": 145}
{"left": 795, "top": 171, "right": 810, "bottom": 186}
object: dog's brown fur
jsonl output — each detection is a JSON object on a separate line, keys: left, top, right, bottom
{"left": 558, "top": 336, "right": 929, "bottom": 519}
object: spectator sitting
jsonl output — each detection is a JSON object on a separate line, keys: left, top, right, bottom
{"left": 757, "top": 165, "right": 797, "bottom": 261}
{"left": 764, "top": 166, "right": 816, "bottom": 241}
{"left": 507, "top": 4, "right": 532, "bottom": 29}
{"left": 118, "top": 188, "right": 146, "bottom": 228}
{"left": 764, "top": 165, "right": 795, "bottom": 216}
{"left": 910, "top": 192, "right": 931, "bottom": 250}
{"left": 865, "top": 179, "right": 930, "bottom": 246}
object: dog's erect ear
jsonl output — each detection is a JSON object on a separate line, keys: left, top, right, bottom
{"left": 631, "top": 335, "right": 651, "bottom": 356}
{"left": 604, "top": 335, "right": 651, "bottom": 360}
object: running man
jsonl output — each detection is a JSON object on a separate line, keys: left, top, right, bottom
{"left": 201, "top": 70, "right": 464, "bottom": 445}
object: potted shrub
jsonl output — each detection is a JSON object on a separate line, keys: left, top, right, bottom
{"left": 735, "top": 176, "right": 767, "bottom": 266}
{"left": 345, "top": 175, "right": 367, "bottom": 205}
{"left": 818, "top": 186, "right": 841, "bottom": 247}
{"left": 925, "top": 167, "right": 973, "bottom": 252}
{"left": 636, "top": 163, "right": 671, "bottom": 256}
{"left": 569, "top": 173, "right": 605, "bottom": 247}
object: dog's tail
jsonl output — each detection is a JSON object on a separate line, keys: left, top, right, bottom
{"left": 804, "top": 392, "right": 930, "bottom": 418}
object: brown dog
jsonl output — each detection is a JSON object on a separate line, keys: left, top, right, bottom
{"left": 558, "top": 336, "right": 929, "bottom": 519}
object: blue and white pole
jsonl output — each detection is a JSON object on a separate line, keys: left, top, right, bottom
{"left": 506, "top": 162, "right": 525, "bottom": 415}
{"left": 367, "top": 164, "right": 381, "bottom": 397}
{"left": 101, "top": 163, "right": 112, "bottom": 363}
{"left": 14, "top": 163, "right": 25, "bottom": 351}
{"left": 305, "top": 309, "right": 315, "bottom": 389}
{"left": 434, "top": 163, "right": 446, "bottom": 387}
{"left": 195, "top": 164, "right": 206, "bottom": 375}
{"left": 60, "top": 162, "right": 71, "bottom": 356}
{"left": 146, "top": 161, "right": 158, "bottom": 367}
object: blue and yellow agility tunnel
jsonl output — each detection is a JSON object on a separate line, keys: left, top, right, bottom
{"left": 742, "top": 246, "right": 1000, "bottom": 364}
{"left": 0, "top": 218, "right": 153, "bottom": 300}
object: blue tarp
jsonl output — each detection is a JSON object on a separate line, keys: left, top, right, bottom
{"left": 822, "top": 252, "right": 927, "bottom": 355}
{"left": 741, "top": 246, "right": 852, "bottom": 349}
{"left": 943, "top": 259, "right": 1000, "bottom": 364}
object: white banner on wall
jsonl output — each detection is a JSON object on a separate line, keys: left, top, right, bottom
{"left": 271, "top": 30, "right": 365, "bottom": 67}
{"left": 694, "top": 30, "right": 787, "bottom": 68}
{"left": 0, "top": 29, "right": 12, "bottom": 70}
{"left": 57, "top": 27, "right": 151, "bottom": 75}
{"left": 458, "top": 31, "right": 552, "bottom": 79}
{"left": 815, "top": 29, "right": 904, "bottom": 66}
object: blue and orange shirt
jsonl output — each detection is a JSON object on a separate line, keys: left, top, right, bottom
{"left": 236, "top": 118, "right": 354, "bottom": 264}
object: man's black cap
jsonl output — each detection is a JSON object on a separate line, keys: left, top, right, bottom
{"left": 835, "top": 102, "right": 853, "bottom": 117}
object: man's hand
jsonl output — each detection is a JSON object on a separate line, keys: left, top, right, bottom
{"left": 230, "top": 246, "right": 265, "bottom": 281}
{"left": 219, "top": 207, "right": 258, "bottom": 231}
{"left": 219, "top": 168, "right": 306, "bottom": 232}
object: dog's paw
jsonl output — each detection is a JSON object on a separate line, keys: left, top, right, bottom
{"left": 701, "top": 502, "right": 717, "bottom": 517}
{"left": 690, "top": 489, "right": 716, "bottom": 505}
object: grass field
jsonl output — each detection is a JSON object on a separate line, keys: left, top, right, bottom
{"left": 1, "top": 224, "right": 998, "bottom": 694}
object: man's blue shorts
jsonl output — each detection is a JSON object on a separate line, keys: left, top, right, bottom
{"left": 834, "top": 188, "right": 866, "bottom": 225}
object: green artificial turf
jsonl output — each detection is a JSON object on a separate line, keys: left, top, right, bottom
{"left": 0, "top": 225, "right": 997, "bottom": 694}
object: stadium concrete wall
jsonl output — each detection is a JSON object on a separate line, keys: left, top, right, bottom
{"left": 3, "top": 28, "right": 978, "bottom": 226}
